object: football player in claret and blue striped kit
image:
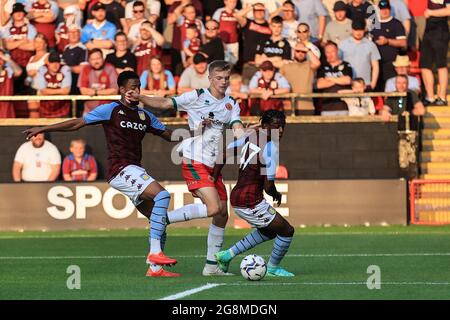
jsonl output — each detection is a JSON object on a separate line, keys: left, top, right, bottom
{"left": 213, "top": 110, "right": 295, "bottom": 277}
{"left": 23, "top": 71, "right": 180, "bottom": 277}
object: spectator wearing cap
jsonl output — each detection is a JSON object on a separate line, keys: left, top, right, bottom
{"left": 269, "top": 1, "right": 299, "bottom": 50}
{"left": 177, "top": 53, "right": 210, "bottom": 94}
{"left": 255, "top": 16, "right": 292, "bottom": 69}
{"left": 88, "top": 0, "right": 126, "bottom": 31}
{"left": 125, "top": 0, "right": 161, "bottom": 23}
{"left": 323, "top": 1, "right": 352, "bottom": 45}
{"left": 125, "top": 1, "right": 147, "bottom": 44}
{"left": 420, "top": 0, "right": 450, "bottom": 106}
{"left": 280, "top": 41, "right": 321, "bottom": 115}
{"left": 4, "top": 3, "right": 37, "bottom": 69}
{"left": 212, "top": 0, "right": 240, "bottom": 64}
{"left": 292, "top": 0, "right": 328, "bottom": 40}
{"left": 235, "top": 3, "right": 272, "bottom": 85}
{"left": 370, "top": 0, "right": 407, "bottom": 91}
{"left": 132, "top": 20, "right": 164, "bottom": 77}
{"left": 34, "top": 51, "right": 72, "bottom": 118}
{"left": 167, "top": 1, "right": 205, "bottom": 74}
{"left": 27, "top": 0, "right": 59, "bottom": 48}
{"left": 81, "top": 2, "right": 116, "bottom": 53}
{"left": 249, "top": 60, "right": 291, "bottom": 115}
{"left": 55, "top": 5, "right": 78, "bottom": 54}
{"left": 385, "top": 55, "right": 420, "bottom": 93}
{"left": 0, "top": 49, "right": 22, "bottom": 118}
{"left": 339, "top": 19, "right": 380, "bottom": 90}
{"left": 77, "top": 48, "right": 118, "bottom": 114}
{"left": 199, "top": 19, "right": 225, "bottom": 64}
{"left": 62, "top": 24, "right": 87, "bottom": 103}
{"left": 106, "top": 32, "right": 137, "bottom": 74}
{"left": 316, "top": 41, "right": 353, "bottom": 116}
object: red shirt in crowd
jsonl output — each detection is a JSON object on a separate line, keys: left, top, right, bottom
{"left": 62, "top": 153, "right": 98, "bottom": 181}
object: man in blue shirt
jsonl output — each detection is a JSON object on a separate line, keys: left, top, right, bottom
{"left": 292, "top": 0, "right": 328, "bottom": 40}
{"left": 81, "top": 2, "right": 116, "bottom": 52}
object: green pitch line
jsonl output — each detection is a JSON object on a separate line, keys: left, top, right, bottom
{"left": 0, "top": 226, "right": 450, "bottom": 300}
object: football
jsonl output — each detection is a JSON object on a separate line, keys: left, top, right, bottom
{"left": 240, "top": 254, "right": 267, "bottom": 281}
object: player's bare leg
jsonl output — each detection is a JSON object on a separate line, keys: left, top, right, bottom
{"left": 138, "top": 181, "right": 180, "bottom": 277}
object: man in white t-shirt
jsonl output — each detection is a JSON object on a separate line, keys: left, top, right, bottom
{"left": 12, "top": 133, "right": 61, "bottom": 182}
{"left": 128, "top": 60, "right": 246, "bottom": 276}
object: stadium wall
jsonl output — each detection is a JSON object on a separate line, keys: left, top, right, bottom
{"left": 0, "top": 120, "right": 400, "bottom": 182}
{"left": 0, "top": 180, "right": 407, "bottom": 231}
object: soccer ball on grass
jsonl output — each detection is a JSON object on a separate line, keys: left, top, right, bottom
{"left": 240, "top": 254, "right": 267, "bottom": 281}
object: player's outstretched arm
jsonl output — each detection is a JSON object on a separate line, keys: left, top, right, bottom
{"left": 126, "top": 91, "right": 174, "bottom": 110}
{"left": 23, "top": 118, "right": 86, "bottom": 140}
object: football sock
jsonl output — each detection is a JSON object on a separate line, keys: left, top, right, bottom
{"left": 161, "top": 231, "right": 167, "bottom": 251}
{"left": 206, "top": 224, "right": 225, "bottom": 265}
{"left": 268, "top": 235, "right": 293, "bottom": 267}
{"left": 230, "top": 229, "right": 270, "bottom": 257}
{"left": 149, "top": 190, "right": 170, "bottom": 254}
{"left": 167, "top": 203, "right": 208, "bottom": 223}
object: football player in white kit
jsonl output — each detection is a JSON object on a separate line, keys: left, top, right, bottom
{"left": 126, "top": 60, "right": 245, "bottom": 275}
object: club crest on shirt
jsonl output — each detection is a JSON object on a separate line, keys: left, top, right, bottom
{"left": 140, "top": 173, "right": 150, "bottom": 180}
{"left": 278, "top": 41, "right": 284, "bottom": 48}
{"left": 338, "top": 64, "right": 344, "bottom": 71}
{"left": 225, "top": 103, "right": 233, "bottom": 110}
{"left": 268, "top": 206, "right": 277, "bottom": 215}
{"left": 138, "top": 110, "right": 146, "bottom": 121}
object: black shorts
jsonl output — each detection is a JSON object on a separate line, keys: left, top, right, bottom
{"left": 419, "top": 27, "right": 449, "bottom": 69}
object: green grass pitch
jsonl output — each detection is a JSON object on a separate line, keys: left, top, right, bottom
{"left": 1, "top": 226, "right": 450, "bottom": 300}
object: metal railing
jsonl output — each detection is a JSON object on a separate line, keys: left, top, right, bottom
{"left": 0, "top": 91, "right": 406, "bottom": 123}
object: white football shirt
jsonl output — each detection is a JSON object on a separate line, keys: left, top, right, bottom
{"left": 172, "top": 88, "right": 241, "bottom": 167}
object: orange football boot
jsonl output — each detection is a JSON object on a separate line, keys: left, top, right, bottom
{"left": 146, "top": 268, "right": 181, "bottom": 277}
{"left": 146, "top": 252, "right": 177, "bottom": 266}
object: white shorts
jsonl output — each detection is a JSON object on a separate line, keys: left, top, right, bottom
{"left": 233, "top": 199, "right": 277, "bottom": 228}
{"left": 109, "top": 165, "right": 155, "bottom": 206}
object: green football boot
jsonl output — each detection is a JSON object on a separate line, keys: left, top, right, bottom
{"left": 214, "top": 249, "right": 234, "bottom": 273}
{"left": 267, "top": 265, "right": 295, "bottom": 277}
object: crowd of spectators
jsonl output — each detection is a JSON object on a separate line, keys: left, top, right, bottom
{"left": 0, "top": 0, "right": 448, "bottom": 119}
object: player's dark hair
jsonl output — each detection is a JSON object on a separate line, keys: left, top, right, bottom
{"left": 271, "top": 16, "right": 283, "bottom": 25}
{"left": 88, "top": 48, "right": 103, "bottom": 58}
{"left": 261, "top": 110, "right": 286, "bottom": 125}
{"left": 208, "top": 60, "right": 231, "bottom": 74}
{"left": 133, "top": 1, "right": 144, "bottom": 8}
{"left": 117, "top": 70, "right": 140, "bottom": 88}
